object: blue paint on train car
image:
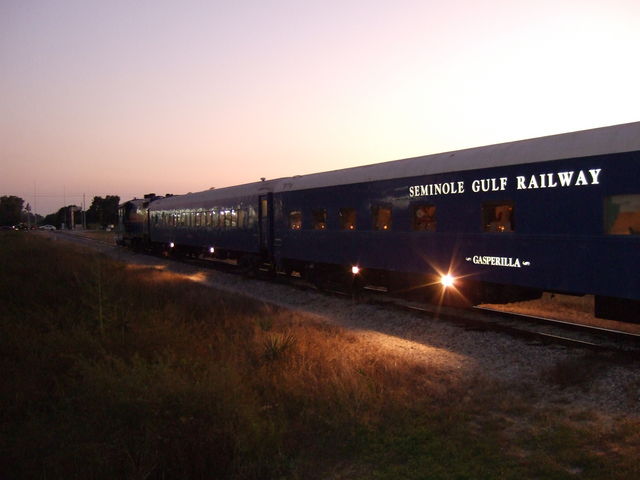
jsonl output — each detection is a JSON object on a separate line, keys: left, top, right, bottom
{"left": 273, "top": 150, "right": 639, "bottom": 302}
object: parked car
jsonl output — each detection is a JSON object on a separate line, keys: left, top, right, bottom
{"left": 39, "top": 225, "right": 57, "bottom": 231}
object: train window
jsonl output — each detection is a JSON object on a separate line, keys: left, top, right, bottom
{"left": 261, "top": 198, "right": 268, "bottom": 217}
{"left": 372, "top": 205, "right": 392, "bottom": 231}
{"left": 247, "top": 206, "right": 257, "bottom": 228}
{"left": 412, "top": 205, "right": 436, "bottom": 231}
{"left": 238, "top": 209, "right": 246, "bottom": 229}
{"left": 483, "top": 203, "right": 514, "bottom": 232}
{"left": 605, "top": 194, "right": 640, "bottom": 234}
{"left": 312, "top": 209, "right": 327, "bottom": 229}
{"left": 222, "top": 210, "right": 232, "bottom": 228}
{"left": 339, "top": 208, "right": 356, "bottom": 230}
{"left": 210, "top": 209, "right": 218, "bottom": 228}
{"left": 289, "top": 210, "right": 302, "bottom": 230}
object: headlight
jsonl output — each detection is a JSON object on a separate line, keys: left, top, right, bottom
{"left": 440, "top": 274, "right": 455, "bottom": 287}
{"left": 351, "top": 266, "right": 360, "bottom": 275}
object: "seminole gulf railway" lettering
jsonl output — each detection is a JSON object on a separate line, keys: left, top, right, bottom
{"left": 408, "top": 168, "right": 601, "bottom": 198}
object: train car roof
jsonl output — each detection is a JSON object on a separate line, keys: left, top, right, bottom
{"left": 149, "top": 177, "right": 287, "bottom": 210}
{"left": 118, "top": 198, "right": 145, "bottom": 209}
{"left": 275, "top": 121, "right": 640, "bottom": 193}
{"left": 150, "top": 121, "right": 640, "bottom": 209}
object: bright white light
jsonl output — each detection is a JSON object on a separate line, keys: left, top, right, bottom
{"left": 169, "top": 242, "right": 175, "bottom": 249}
{"left": 440, "top": 274, "right": 455, "bottom": 287}
{"left": 209, "top": 246, "right": 215, "bottom": 254}
{"left": 351, "top": 266, "right": 360, "bottom": 275}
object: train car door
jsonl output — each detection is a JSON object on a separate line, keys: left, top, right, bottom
{"left": 259, "top": 193, "right": 274, "bottom": 257}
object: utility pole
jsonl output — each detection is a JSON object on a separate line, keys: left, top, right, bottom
{"left": 63, "top": 185, "right": 67, "bottom": 229}
{"left": 33, "top": 181, "right": 37, "bottom": 226}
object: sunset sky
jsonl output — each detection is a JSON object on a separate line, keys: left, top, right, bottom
{"left": 2, "top": 0, "right": 639, "bottom": 216}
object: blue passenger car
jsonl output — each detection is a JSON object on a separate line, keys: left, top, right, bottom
{"left": 147, "top": 179, "right": 283, "bottom": 268}
{"left": 270, "top": 122, "right": 640, "bottom": 319}
{"left": 121, "top": 122, "right": 640, "bottom": 320}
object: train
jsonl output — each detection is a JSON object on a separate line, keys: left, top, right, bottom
{"left": 118, "top": 122, "right": 640, "bottom": 322}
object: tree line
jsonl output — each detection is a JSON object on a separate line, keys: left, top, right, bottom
{"left": 0, "top": 195, "right": 120, "bottom": 229}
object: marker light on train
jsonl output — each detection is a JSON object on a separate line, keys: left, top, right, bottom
{"left": 440, "top": 274, "right": 455, "bottom": 288}
{"left": 209, "top": 246, "right": 215, "bottom": 254}
{"left": 351, "top": 266, "right": 360, "bottom": 275}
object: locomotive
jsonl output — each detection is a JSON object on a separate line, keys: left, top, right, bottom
{"left": 118, "top": 122, "right": 640, "bottom": 322}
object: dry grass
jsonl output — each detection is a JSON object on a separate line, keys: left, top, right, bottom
{"left": 2, "top": 231, "right": 639, "bottom": 479}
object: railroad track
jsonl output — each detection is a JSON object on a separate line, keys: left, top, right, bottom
{"left": 52, "top": 230, "right": 640, "bottom": 355}
{"left": 277, "top": 279, "right": 640, "bottom": 355}
{"left": 405, "top": 302, "right": 640, "bottom": 354}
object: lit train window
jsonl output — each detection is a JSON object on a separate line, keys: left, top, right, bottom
{"left": 412, "top": 205, "right": 436, "bottom": 231}
{"left": 312, "top": 209, "right": 327, "bottom": 229}
{"left": 483, "top": 203, "right": 514, "bottom": 232}
{"left": 339, "top": 208, "right": 356, "bottom": 230}
{"left": 289, "top": 211, "right": 302, "bottom": 230}
{"left": 605, "top": 195, "right": 640, "bottom": 234}
{"left": 211, "top": 209, "right": 219, "bottom": 228}
{"left": 247, "top": 206, "right": 257, "bottom": 228}
{"left": 238, "top": 209, "right": 246, "bottom": 229}
{"left": 372, "top": 205, "right": 392, "bottom": 231}
{"left": 223, "top": 210, "right": 234, "bottom": 228}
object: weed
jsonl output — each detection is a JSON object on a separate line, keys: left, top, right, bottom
{"left": 262, "top": 332, "right": 297, "bottom": 361}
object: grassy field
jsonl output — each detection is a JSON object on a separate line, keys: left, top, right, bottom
{"left": 1, "top": 231, "right": 639, "bottom": 479}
